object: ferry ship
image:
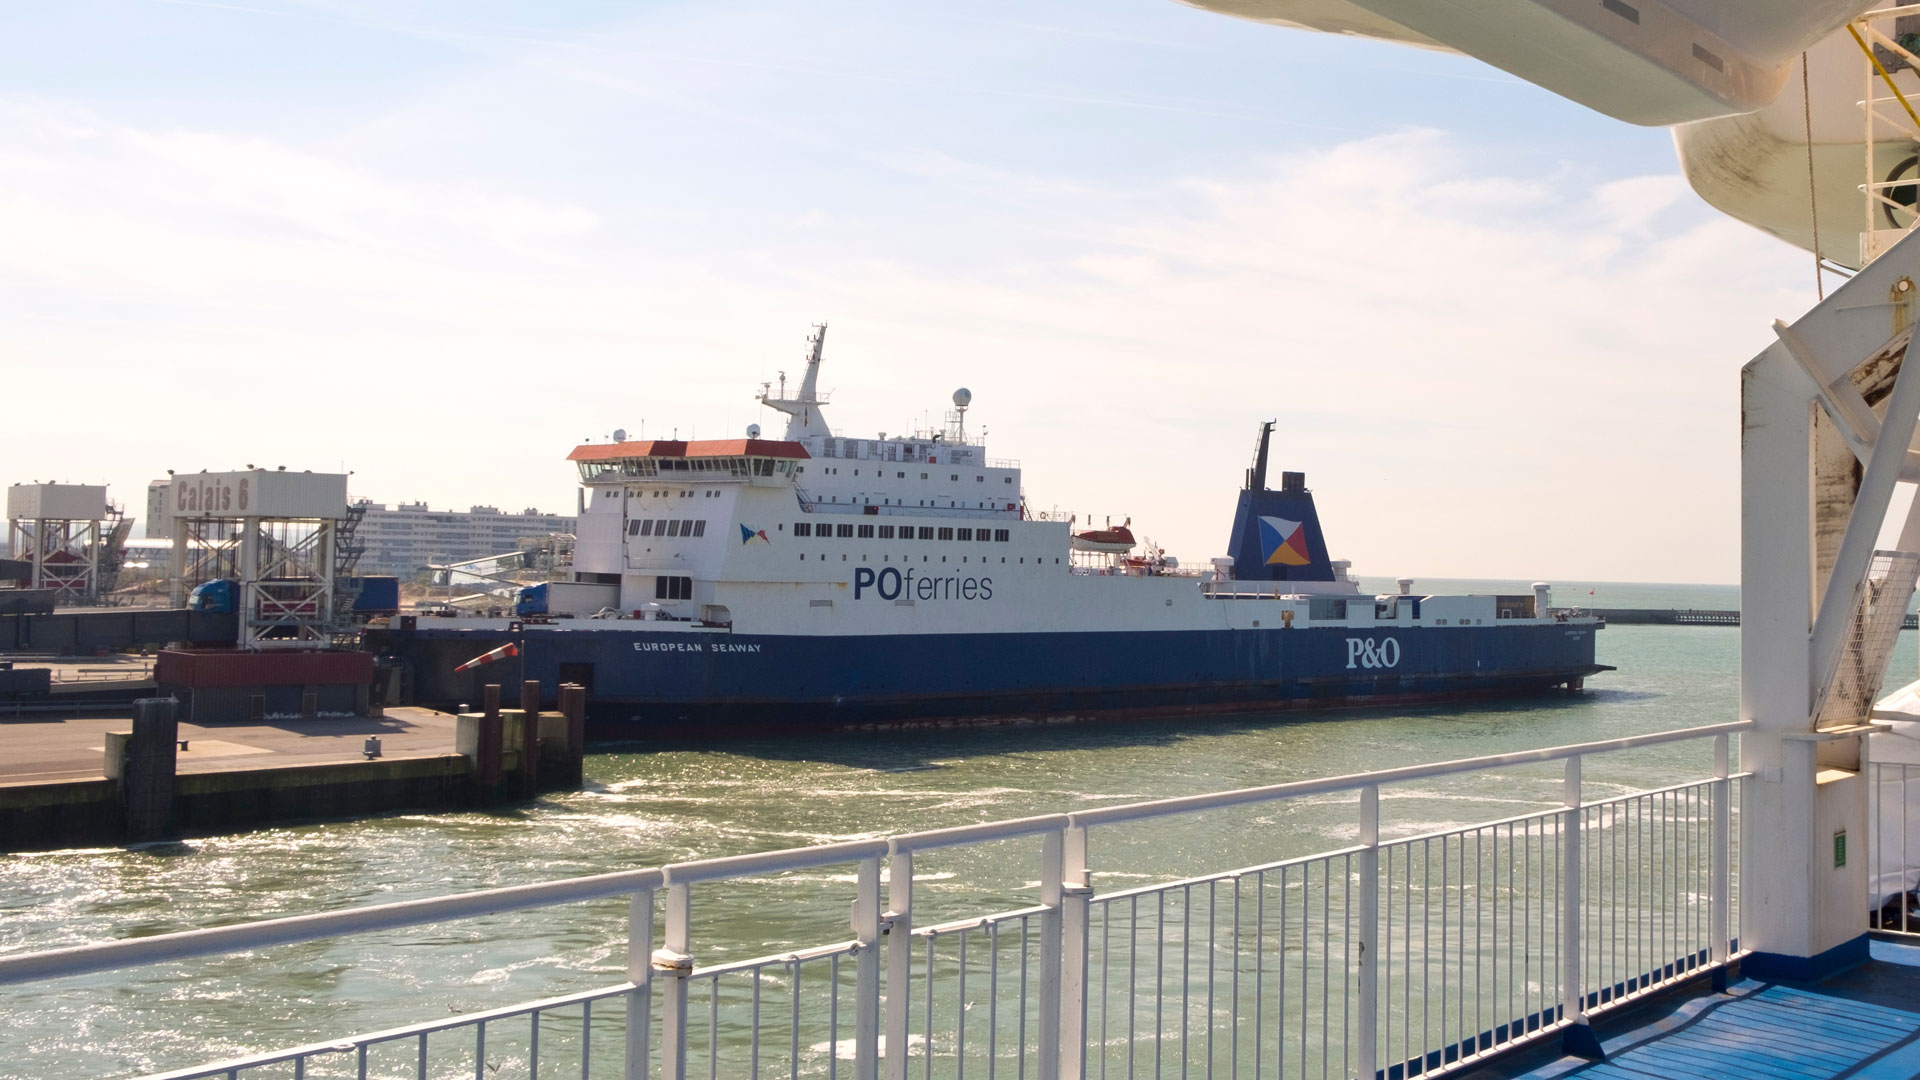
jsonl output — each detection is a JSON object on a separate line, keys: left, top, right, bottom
{"left": 374, "top": 328, "right": 1606, "bottom": 736}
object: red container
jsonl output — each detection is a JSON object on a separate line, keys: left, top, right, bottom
{"left": 156, "top": 649, "right": 373, "bottom": 689}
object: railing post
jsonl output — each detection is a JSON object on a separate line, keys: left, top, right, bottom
{"left": 1711, "top": 734, "right": 1731, "bottom": 965}
{"left": 1038, "top": 827, "right": 1065, "bottom": 1080}
{"left": 854, "top": 855, "right": 883, "bottom": 1080}
{"left": 1058, "top": 821, "right": 1092, "bottom": 1080}
{"left": 1560, "top": 755, "right": 1600, "bottom": 1058}
{"left": 627, "top": 887, "right": 656, "bottom": 1080}
{"left": 884, "top": 848, "right": 913, "bottom": 1080}
{"left": 1357, "top": 785, "right": 1379, "bottom": 1080}
{"left": 653, "top": 880, "right": 693, "bottom": 1080}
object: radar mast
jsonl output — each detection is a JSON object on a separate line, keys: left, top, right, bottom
{"left": 757, "top": 324, "right": 833, "bottom": 439}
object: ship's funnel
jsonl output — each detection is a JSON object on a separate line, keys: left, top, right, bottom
{"left": 1225, "top": 423, "right": 1334, "bottom": 582}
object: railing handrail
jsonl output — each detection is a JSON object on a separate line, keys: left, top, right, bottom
{"left": 0, "top": 720, "right": 1749, "bottom": 991}
{"left": 890, "top": 813, "right": 1070, "bottom": 853}
{"left": 1069, "top": 719, "right": 1749, "bottom": 828}
{"left": 661, "top": 838, "right": 889, "bottom": 884}
{"left": 0, "top": 865, "right": 664, "bottom": 989}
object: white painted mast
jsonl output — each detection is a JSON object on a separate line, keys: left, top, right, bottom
{"left": 757, "top": 324, "right": 833, "bottom": 439}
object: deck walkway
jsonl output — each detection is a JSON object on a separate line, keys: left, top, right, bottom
{"left": 1467, "top": 940, "right": 1920, "bottom": 1080}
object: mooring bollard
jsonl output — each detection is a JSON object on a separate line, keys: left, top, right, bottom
{"left": 124, "top": 697, "right": 179, "bottom": 843}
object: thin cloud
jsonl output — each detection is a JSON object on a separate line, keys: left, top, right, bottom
{"left": 0, "top": 97, "right": 1802, "bottom": 581}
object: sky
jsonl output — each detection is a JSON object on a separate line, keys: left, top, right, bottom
{"left": 0, "top": 0, "right": 1824, "bottom": 583}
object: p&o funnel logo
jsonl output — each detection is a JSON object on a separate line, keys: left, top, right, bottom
{"left": 740, "top": 524, "right": 772, "bottom": 546}
{"left": 1257, "top": 516, "right": 1311, "bottom": 567}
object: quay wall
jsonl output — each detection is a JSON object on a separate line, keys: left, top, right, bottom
{"left": 0, "top": 685, "right": 588, "bottom": 853}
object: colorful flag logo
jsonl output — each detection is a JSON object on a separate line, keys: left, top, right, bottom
{"left": 740, "top": 524, "right": 772, "bottom": 546}
{"left": 1257, "top": 516, "right": 1311, "bottom": 567}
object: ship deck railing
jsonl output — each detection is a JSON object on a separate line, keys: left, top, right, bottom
{"left": 0, "top": 722, "right": 1754, "bottom": 1080}
{"left": 1871, "top": 760, "right": 1920, "bottom": 941}
{"left": 794, "top": 500, "right": 1025, "bottom": 521}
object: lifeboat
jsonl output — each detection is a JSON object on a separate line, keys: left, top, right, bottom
{"left": 1070, "top": 525, "right": 1136, "bottom": 553}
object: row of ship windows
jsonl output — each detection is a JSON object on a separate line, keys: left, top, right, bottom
{"left": 626, "top": 519, "right": 708, "bottom": 537}
{"left": 580, "top": 457, "right": 789, "bottom": 480}
{"left": 800, "top": 467, "right": 1011, "bottom": 483}
{"left": 799, "top": 554, "right": 1060, "bottom": 564}
{"left": 813, "top": 496, "right": 1013, "bottom": 510}
{"left": 793, "top": 522, "right": 1010, "bottom": 541}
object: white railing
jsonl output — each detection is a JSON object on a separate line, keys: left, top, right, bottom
{"left": 1870, "top": 760, "right": 1920, "bottom": 938}
{"left": 0, "top": 724, "right": 1748, "bottom": 1080}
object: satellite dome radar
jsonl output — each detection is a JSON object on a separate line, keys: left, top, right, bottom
{"left": 612, "top": 428, "right": 627, "bottom": 442}
{"left": 953, "top": 388, "right": 972, "bottom": 408}
{"left": 746, "top": 423, "right": 762, "bottom": 438}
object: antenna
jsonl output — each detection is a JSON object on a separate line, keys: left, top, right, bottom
{"left": 952, "top": 387, "right": 972, "bottom": 442}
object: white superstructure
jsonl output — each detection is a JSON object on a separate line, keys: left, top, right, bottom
{"left": 545, "top": 333, "right": 1574, "bottom": 643}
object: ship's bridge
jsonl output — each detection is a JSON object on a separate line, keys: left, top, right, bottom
{"left": 567, "top": 438, "right": 808, "bottom": 485}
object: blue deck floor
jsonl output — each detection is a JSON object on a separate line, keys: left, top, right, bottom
{"left": 1465, "top": 940, "right": 1920, "bottom": 1080}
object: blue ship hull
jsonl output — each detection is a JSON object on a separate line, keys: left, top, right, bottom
{"left": 377, "top": 621, "right": 1607, "bottom": 740}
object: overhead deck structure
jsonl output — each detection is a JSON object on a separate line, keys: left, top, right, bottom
{"left": 1176, "top": 0, "right": 1920, "bottom": 1005}
{"left": 164, "top": 469, "right": 355, "bottom": 649}
{"left": 4, "top": 483, "right": 128, "bottom": 606}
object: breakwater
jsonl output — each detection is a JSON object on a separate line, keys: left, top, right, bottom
{"left": 1593, "top": 608, "right": 1920, "bottom": 628}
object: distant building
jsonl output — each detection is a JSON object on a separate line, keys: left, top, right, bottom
{"left": 146, "top": 479, "right": 172, "bottom": 539}
{"left": 351, "top": 501, "right": 576, "bottom": 577}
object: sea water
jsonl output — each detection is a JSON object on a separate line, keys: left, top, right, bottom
{"left": 2, "top": 580, "right": 1902, "bottom": 1079}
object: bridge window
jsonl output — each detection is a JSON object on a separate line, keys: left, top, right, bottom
{"left": 878, "top": 525, "right": 895, "bottom": 539}
{"left": 627, "top": 521, "right": 641, "bottom": 536}
{"left": 937, "top": 527, "right": 954, "bottom": 541}
{"left": 794, "top": 522, "right": 812, "bottom": 537}
{"left": 655, "top": 575, "right": 692, "bottom": 600}
{"left": 1309, "top": 598, "right": 1347, "bottom": 620}
{"left": 693, "top": 520, "right": 706, "bottom": 537}
{"left": 653, "top": 519, "right": 667, "bottom": 535}
{"left": 957, "top": 528, "right": 973, "bottom": 541}
{"left": 1495, "top": 595, "right": 1536, "bottom": 619}
{"left": 994, "top": 529, "right": 1009, "bottom": 541}
{"left": 858, "top": 524, "right": 874, "bottom": 538}
{"left": 918, "top": 527, "right": 934, "bottom": 540}
{"left": 837, "top": 524, "right": 854, "bottom": 538}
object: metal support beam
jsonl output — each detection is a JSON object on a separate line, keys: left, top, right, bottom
{"left": 1741, "top": 229, "right": 1920, "bottom": 975}
{"left": 1810, "top": 336, "right": 1920, "bottom": 718}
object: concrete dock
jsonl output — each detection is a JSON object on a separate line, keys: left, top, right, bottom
{"left": 0, "top": 683, "right": 588, "bottom": 852}
{"left": 0, "top": 706, "right": 461, "bottom": 786}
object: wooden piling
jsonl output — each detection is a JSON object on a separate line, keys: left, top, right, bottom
{"left": 477, "top": 684, "right": 504, "bottom": 786}
{"left": 559, "top": 683, "right": 586, "bottom": 788}
{"left": 519, "top": 680, "right": 542, "bottom": 795}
